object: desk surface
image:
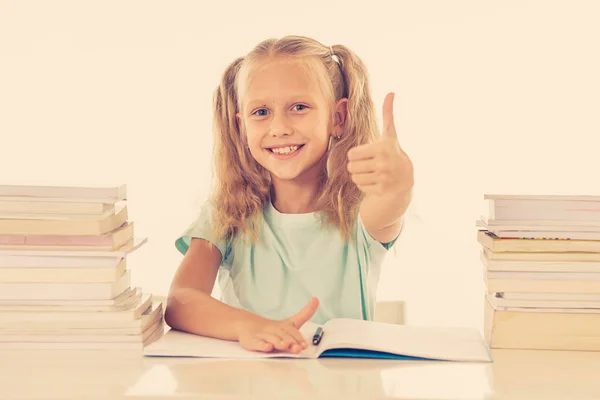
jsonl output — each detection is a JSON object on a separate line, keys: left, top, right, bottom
{"left": 0, "top": 347, "right": 599, "bottom": 400}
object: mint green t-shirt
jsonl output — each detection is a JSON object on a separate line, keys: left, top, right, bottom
{"left": 175, "top": 200, "right": 400, "bottom": 324}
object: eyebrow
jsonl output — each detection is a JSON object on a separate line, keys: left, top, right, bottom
{"left": 246, "top": 95, "right": 316, "bottom": 108}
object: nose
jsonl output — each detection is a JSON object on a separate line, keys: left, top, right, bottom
{"left": 269, "top": 112, "right": 293, "bottom": 137}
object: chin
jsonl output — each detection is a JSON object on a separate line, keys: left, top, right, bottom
{"left": 267, "top": 167, "right": 305, "bottom": 181}
{"left": 267, "top": 161, "right": 327, "bottom": 183}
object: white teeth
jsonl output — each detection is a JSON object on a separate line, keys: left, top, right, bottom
{"left": 272, "top": 145, "right": 299, "bottom": 154}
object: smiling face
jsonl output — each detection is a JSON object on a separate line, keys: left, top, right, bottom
{"left": 237, "top": 57, "right": 343, "bottom": 183}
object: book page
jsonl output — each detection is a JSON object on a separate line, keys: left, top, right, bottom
{"left": 487, "top": 271, "right": 600, "bottom": 280}
{"left": 317, "top": 318, "right": 491, "bottom": 362}
{"left": 500, "top": 292, "right": 600, "bottom": 301}
{"left": 144, "top": 324, "right": 323, "bottom": 359}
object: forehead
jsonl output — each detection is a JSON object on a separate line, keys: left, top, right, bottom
{"left": 242, "top": 57, "right": 327, "bottom": 107}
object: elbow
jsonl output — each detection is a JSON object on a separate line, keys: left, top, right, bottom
{"left": 163, "top": 296, "right": 178, "bottom": 329}
{"left": 163, "top": 289, "right": 188, "bottom": 330}
{"left": 163, "top": 287, "right": 206, "bottom": 331}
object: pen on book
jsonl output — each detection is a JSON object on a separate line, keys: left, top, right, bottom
{"left": 312, "top": 327, "right": 324, "bottom": 345}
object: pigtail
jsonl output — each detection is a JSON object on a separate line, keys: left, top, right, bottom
{"left": 316, "top": 44, "right": 380, "bottom": 241}
{"left": 210, "top": 57, "right": 271, "bottom": 243}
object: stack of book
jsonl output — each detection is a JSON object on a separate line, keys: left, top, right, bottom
{"left": 0, "top": 183, "right": 164, "bottom": 350}
{"left": 477, "top": 194, "right": 600, "bottom": 351}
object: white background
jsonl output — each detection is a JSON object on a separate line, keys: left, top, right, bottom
{"left": 1, "top": 0, "right": 598, "bottom": 332}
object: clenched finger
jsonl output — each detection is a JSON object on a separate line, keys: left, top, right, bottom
{"left": 351, "top": 172, "right": 378, "bottom": 186}
{"left": 244, "top": 337, "right": 274, "bottom": 353}
{"left": 347, "top": 159, "right": 376, "bottom": 174}
{"left": 256, "top": 332, "right": 290, "bottom": 351}
{"left": 277, "top": 329, "right": 302, "bottom": 350}
{"left": 283, "top": 325, "right": 308, "bottom": 349}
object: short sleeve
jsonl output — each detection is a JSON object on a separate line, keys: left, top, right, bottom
{"left": 174, "top": 201, "right": 230, "bottom": 262}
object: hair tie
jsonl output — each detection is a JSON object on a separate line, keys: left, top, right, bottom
{"left": 329, "top": 45, "right": 341, "bottom": 66}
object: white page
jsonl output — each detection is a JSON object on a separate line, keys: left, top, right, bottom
{"left": 318, "top": 318, "right": 492, "bottom": 362}
{"left": 500, "top": 292, "right": 600, "bottom": 301}
{"left": 144, "top": 323, "right": 323, "bottom": 359}
{"left": 490, "top": 293, "right": 600, "bottom": 309}
{"left": 487, "top": 271, "right": 600, "bottom": 280}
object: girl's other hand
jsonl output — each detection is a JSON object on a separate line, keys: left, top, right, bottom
{"left": 236, "top": 297, "right": 319, "bottom": 353}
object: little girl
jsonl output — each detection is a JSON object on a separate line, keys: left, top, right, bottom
{"left": 164, "top": 35, "right": 414, "bottom": 354}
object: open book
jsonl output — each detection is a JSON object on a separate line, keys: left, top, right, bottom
{"left": 143, "top": 318, "right": 493, "bottom": 362}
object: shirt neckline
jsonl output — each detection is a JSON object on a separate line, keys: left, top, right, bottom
{"left": 264, "top": 199, "right": 320, "bottom": 227}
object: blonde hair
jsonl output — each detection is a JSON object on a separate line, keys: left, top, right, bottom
{"left": 209, "top": 35, "right": 380, "bottom": 244}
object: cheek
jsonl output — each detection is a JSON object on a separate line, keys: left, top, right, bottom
{"left": 247, "top": 138, "right": 261, "bottom": 154}
{"left": 245, "top": 132, "right": 265, "bottom": 158}
{"left": 312, "top": 127, "right": 331, "bottom": 149}
{"left": 313, "top": 137, "right": 330, "bottom": 153}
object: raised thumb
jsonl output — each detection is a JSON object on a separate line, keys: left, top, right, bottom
{"left": 381, "top": 92, "right": 398, "bottom": 140}
{"left": 287, "top": 297, "right": 319, "bottom": 328}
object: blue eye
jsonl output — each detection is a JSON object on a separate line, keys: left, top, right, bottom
{"left": 254, "top": 109, "right": 268, "bottom": 116}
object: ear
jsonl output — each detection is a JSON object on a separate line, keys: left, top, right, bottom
{"left": 331, "top": 98, "right": 348, "bottom": 138}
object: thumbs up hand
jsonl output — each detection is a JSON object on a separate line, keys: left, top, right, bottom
{"left": 347, "top": 92, "right": 414, "bottom": 196}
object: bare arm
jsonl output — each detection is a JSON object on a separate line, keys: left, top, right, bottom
{"left": 164, "top": 238, "right": 265, "bottom": 341}
{"left": 359, "top": 188, "right": 411, "bottom": 244}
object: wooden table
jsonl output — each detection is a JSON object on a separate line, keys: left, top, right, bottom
{"left": 1, "top": 346, "right": 598, "bottom": 399}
